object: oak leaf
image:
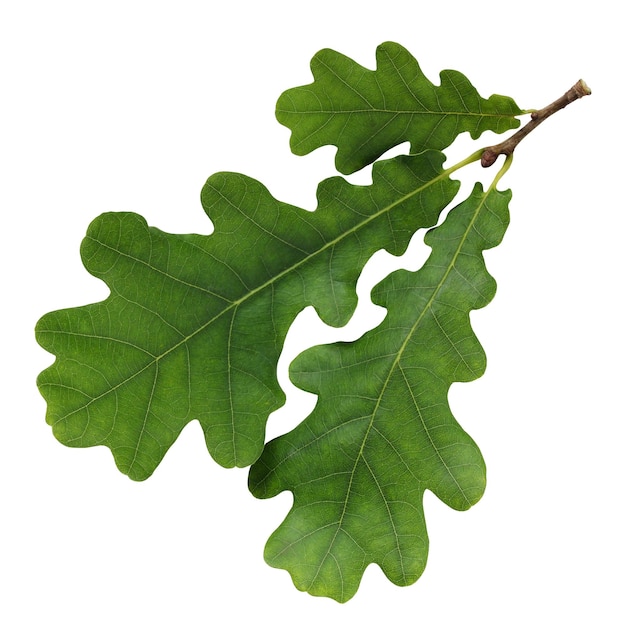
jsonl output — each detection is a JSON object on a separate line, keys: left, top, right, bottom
{"left": 276, "top": 41, "right": 522, "bottom": 174}
{"left": 36, "top": 152, "right": 458, "bottom": 480}
{"left": 249, "top": 182, "right": 510, "bottom": 602}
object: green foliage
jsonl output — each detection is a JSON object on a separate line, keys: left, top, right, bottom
{"left": 249, "top": 180, "right": 510, "bottom": 602}
{"left": 276, "top": 41, "right": 522, "bottom": 174}
{"left": 35, "top": 42, "right": 588, "bottom": 601}
{"left": 35, "top": 152, "right": 458, "bottom": 480}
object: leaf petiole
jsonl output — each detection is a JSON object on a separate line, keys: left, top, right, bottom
{"left": 489, "top": 152, "right": 514, "bottom": 189}
{"left": 442, "top": 148, "right": 484, "bottom": 177}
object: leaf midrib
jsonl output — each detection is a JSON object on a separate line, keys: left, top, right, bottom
{"left": 278, "top": 107, "right": 515, "bottom": 118}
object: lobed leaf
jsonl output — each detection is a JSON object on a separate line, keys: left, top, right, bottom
{"left": 277, "top": 41, "right": 522, "bottom": 174}
{"left": 36, "top": 151, "right": 459, "bottom": 480}
{"left": 249, "top": 181, "right": 511, "bottom": 602}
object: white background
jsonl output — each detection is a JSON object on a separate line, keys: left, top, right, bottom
{"left": 1, "top": 1, "right": 624, "bottom": 623}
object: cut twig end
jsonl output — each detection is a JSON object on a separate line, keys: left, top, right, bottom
{"left": 574, "top": 79, "right": 592, "bottom": 97}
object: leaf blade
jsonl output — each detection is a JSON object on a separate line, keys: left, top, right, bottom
{"left": 36, "top": 151, "right": 459, "bottom": 480}
{"left": 277, "top": 41, "right": 522, "bottom": 174}
{"left": 249, "top": 181, "right": 511, "bottom": 601}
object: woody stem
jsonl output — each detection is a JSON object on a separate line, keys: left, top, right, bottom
{"left": 481, "top": 79, "right": 591, "bottom": 167}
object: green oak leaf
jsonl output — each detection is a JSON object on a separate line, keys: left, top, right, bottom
{"left": 277, "top": 41, "right": 523, "bottom": 174}
{"left": 249, "top": 180, "right": 510, "bottom": 602}
{"left": 36, "top": 151, "right": 459, "bottom": 480}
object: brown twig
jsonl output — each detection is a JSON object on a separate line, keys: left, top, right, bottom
{"left": 481, "top": 79, "right": 591, "bottom": 167}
